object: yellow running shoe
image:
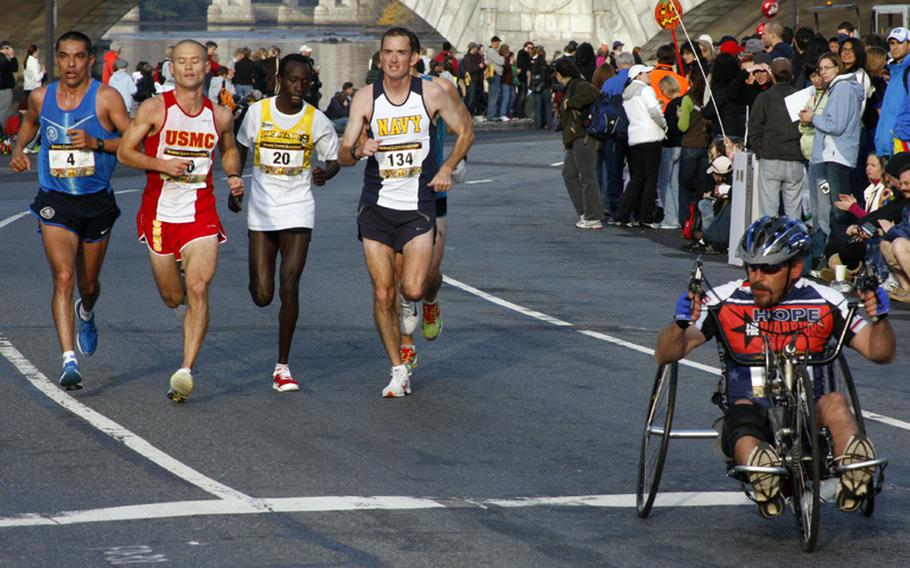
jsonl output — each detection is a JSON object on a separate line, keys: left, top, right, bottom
{"left": 421, "top": 301, "right": 443, "bottom": 341}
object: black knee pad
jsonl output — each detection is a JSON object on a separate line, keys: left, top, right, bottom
{"left": 722, "top": 404, "right": 770, "bottom": 458}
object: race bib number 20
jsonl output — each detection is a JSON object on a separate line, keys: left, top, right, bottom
{"left": 259, "top": 144, "right": 306, "bottom": 177}
{"left": 49, "top": 144, "right": 95, "bottom": 178}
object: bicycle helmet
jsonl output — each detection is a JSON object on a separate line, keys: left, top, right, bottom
{"left": 737, "top": 215, "right": 810, "bottom": 265}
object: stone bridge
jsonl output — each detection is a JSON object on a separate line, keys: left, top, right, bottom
{"left": 0, "top": 0, "right": 893, "bottom": 61}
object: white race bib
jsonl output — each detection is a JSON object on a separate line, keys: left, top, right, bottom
{"left": 48, "top": 144, "right": 95, "bottom": 178}
{"left": 161, "top": 150, "right": 212, "bottom": 187}
{"left": 259, "top": 145, "right": 305, "bottom": 177}
{"left": 378, "top": 142, "right": 422, "bottom": 179}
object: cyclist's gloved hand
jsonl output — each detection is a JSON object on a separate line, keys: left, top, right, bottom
{"left": 870, "top": 285, "right": 890, "bottom": 320}
{"left": 674, "top": 292, "right": 694, "bottom": 329}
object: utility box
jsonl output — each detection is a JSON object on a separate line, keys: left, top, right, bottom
{"left": 729, "top": 151, "right": 760, "bottom": 267}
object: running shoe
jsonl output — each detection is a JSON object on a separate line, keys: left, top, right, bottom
{"left": 747, "top": 442, "right": 783, "bottom": 518}
{"left": 59, "top": 360, "right": 83, "bottom": 390}
{"left": 398, "top": 292, "right": 419, "bottom": 336}
{"left": 273, "top": 366, "right": 300, "bottom": 392}
{"left": 575, "top": 218, "right": 604, "bottom": 230}
{"left": 167, "top": 368, "right": 194, "bottom": 403}
{"left": 421, "top": 301, "right": 443, "bottom": 341}
{"left": 382, "top": 365, "right": 411, "bottom": 398}
{"left": 74, "top": 299, "right": 98, "bottom": 357}
{"left": 836, "top": 434, "right": 876, "bottom": 512}
{"left": 400, "top": 344, "right": 418, "bottom": 373}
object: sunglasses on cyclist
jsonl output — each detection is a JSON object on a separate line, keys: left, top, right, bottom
{"left": 746, "top": 262, "right": 788, "bottom": 274}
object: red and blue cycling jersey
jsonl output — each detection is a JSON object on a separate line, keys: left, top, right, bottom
{"left": 694, "top": 278, "right": 867, "bottom": 408}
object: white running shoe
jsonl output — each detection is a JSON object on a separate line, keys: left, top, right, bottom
{"left": 398, "top": 292, "right": 420, "bottom": 335}
{"left": 273, "top": 366, "right": 300, "bottom": 392}
{"left": 167, "top": 368, "right": 194, "bottom": 403}
{"left": 382, "top": 365, "right": 412, "bottom": 398}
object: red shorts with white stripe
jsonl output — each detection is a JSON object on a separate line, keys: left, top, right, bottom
{"left": 136, "top": 206, "right": 226, "bottom": 261}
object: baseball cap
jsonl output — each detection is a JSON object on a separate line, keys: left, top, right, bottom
{"left": 613, "top": 40, "right": 624, "bottom": 49}
{"left": 744, "top": 38, "right": 764, "bottom": 54}
{"left": 888, "top": 27, "right": 910, "bottom": 43}
{"left": 299, "top": 44, "right": 312, "bottom": 53}
{"left": 718, "top": 40, "right": 744, "bottom": 56}
{"left": 707, "top": 155, "right": 733, "bottom": 175}
{"left": 628, "top": 64, "right": 654, "bottom": 79}
{"left": 770, "top": 57, "right": 793, "bottom": 76}
{"left": 491, "top": 35, "right": 502, "bottom": 43}
{"left": 698, "top": 34, "right": 714, "bottom": 46}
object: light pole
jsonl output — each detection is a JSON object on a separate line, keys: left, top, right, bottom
{"left": 45, "top": 0, "right": 55, "bottom": 81}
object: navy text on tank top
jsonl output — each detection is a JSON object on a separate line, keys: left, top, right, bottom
{"left": 361, "top": 76, "right": 438, "bottom": 212}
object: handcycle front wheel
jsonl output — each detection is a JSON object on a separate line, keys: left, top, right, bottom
{"left": 791, "top": 366, "right": 821, "bottom": 552}
{"left": 636, "top": 363, "right": 677, "bottom": 518}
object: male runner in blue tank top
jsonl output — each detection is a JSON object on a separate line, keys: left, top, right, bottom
{"left": 339, "top": 27, "right": 473, "bottom": 397}
{"left": 9, "top": 31, "right": 132, "bottom": 390}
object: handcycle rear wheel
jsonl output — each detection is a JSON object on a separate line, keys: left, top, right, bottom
{"left": 636, "top": 363, "right": 677, "bottom": 518}
{"left": 791, "top": 366, "right": 821, "bottom": 552}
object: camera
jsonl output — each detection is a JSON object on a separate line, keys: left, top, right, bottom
{"left": 859, "top": 222, "right": 878, "bottom": 238}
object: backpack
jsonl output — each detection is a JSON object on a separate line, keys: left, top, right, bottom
{"left": 682, "top": 201, "right": 702, "bottom": 241}
{"left": 586, "top": 91, "right": 625, "bottom": 139}
{"left": 219, "top": 84, "right": 236, "bottom": 111}
{"left": 593, "top": 82, "right": 629, "bottom": 138}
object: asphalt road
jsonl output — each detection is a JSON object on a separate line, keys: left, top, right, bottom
{"left": 1, "top": 130, "right": 908, "bottom": 567}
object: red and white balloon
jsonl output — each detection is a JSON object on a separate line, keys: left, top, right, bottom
{"left": 761, "top": 0, "right": 779, "bottom": 19}
{"left": 756, "top": 21, "right": 766, "bottom": 36}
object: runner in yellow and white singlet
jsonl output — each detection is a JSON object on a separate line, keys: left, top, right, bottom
{"left": 235, "top": 53, "right": 340, "bottom": 392}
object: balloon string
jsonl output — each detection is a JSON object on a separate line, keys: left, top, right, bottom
{"left": 667, "top": 0, "right": 728, "bottom": 141}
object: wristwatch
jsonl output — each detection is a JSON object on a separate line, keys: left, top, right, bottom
{"left": 95, "top": 138, "right": 104, "bottom": 152}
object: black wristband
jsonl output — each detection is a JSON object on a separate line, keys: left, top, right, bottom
{"left": 350, "top": 145, "right": 359, "bottom": 161}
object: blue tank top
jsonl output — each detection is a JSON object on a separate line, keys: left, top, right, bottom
{"left": 38, "top": 80, "right": 118, "bottom": 195}
{"left": 419, "top": 74, "right": 447, "bottom": 199}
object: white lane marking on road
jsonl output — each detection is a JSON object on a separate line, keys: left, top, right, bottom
{"left": 442, "top": 276, "right": 573, "bottom": 327}
{"left": 0, "top": 211, "right": 29, "bottom": 229}
{"left": 0, "top": 492, "right": 750, "bottom": 528}
{"left": 443, "top": 276, "right": 910, "bottom": 433}
{"left": 0, "top": 336, "right": 260, "bottom": 505}
{"left": 550, "top": 161, "right": 564, "bottom": 167}
{"left": 464, "top": 179, "right": 493, "bottom": 185}
{"left": 114, "top": 188, "right": 143, "bottom": 195}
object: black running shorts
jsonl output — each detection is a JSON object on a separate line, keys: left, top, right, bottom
{"left": 357, "top": 203, "right": 435, "bottom": 253}
{"left": 30, "top": 189, "right": 120, "bottom": 242}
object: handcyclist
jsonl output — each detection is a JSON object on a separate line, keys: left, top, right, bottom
{"left": 9, "top": 31, "right": 132, "bottom": 389}
{"left": 654, "top": 216, "right": 895, "bottom": 518}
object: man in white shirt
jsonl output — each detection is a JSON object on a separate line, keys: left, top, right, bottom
{"left": 108, "top": 58, "right": 137, "bottom": 114}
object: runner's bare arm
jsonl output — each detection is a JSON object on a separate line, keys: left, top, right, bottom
{"left": 9, "top": 87, "right": 45, "bottom": 172}
{"left": 338, "top": 88, "right": 378, "bottom": 166}
{"left": 117, "top": 97, "right": 191, "bottom": 178}
{"left": 215, "top": 105, "right": 244, "bottom": 198}
{"left": 92, "top": 85, "right": 132, "bottom": 153}
{"left": 425, "top": 81, "right": 473, "bottom": 190}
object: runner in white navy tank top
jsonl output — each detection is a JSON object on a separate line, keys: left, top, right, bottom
{"left": 9, "top": 31, "right": 132, "bottom": 390}
{"left": 118, "top": 39, "right": 245, "bottom": 404}
{"left": 234, "top": 54, "right": 340, "bottom": 392}
{"left": 397, "top": 30, "right": 474, "bottom": 374}
{"left": 339, "top": 27, "right": 473, "bottom": 397}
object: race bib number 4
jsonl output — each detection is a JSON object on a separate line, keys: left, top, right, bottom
{"left": 161, "top": 149, "right": 212, "bottom": 186}
{"left": 259, "top": 144, "right": 306, "bottom": 177}
{"left": 378, "top": 142, "right": 422, "bottom": 179}
{"left": 49, "top": 144, "right": 95, "bottom": 178}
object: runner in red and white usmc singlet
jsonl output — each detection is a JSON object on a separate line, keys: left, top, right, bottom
{"left": 118, "top": 39, "right": 244, "bottom": 404}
